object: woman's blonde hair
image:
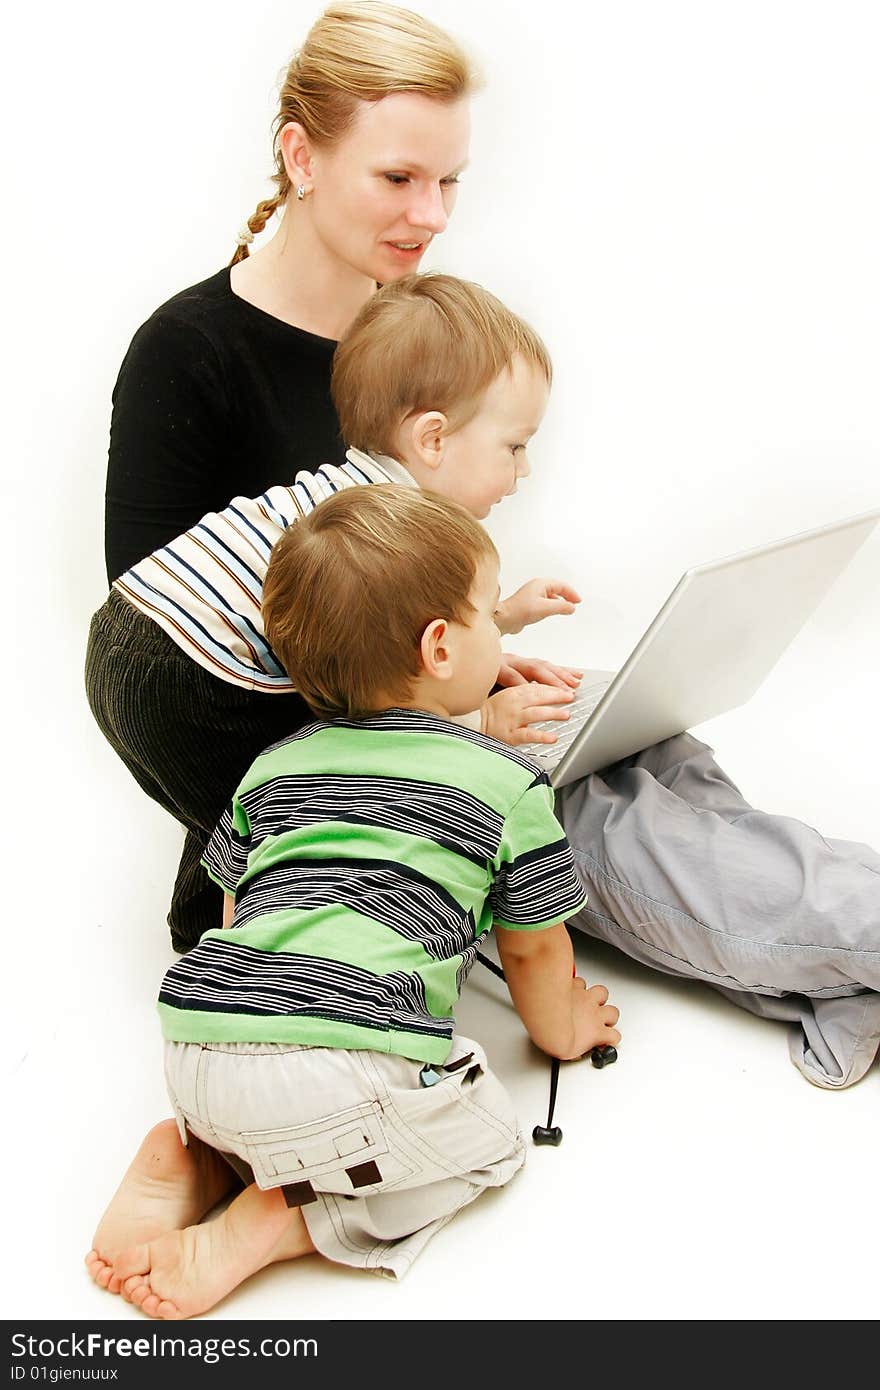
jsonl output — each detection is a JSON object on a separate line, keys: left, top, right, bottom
{"left": 263, "top": 484, "right": 497, "bottom": 719}
{"left": 332, "top": 272, "right": 552, "bottom": 455}
{"left": 231, "top": 3, "right": 476, "bottom": 265}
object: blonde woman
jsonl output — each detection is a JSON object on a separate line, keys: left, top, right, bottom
{"left": 86, "top": 3, "right": 578, "bottom": 953}
{"left": 104, "top": 4, "right": 473, "bottom": 588}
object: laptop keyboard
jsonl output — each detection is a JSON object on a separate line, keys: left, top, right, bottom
{"left": 520, "top": 678, "right": 612, "bottom": 769}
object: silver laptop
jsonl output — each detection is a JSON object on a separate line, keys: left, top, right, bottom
{"left": 522, "top": 508, "right": 879, "bottom": 787}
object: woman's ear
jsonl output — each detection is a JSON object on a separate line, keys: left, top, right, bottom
{"left": 420, "top": 617, "right": 453, "bottom": 680}
{"left": 278, "top": 121, "right": 314, "bottom": 188}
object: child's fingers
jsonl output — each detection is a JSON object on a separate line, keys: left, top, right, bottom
{"left": 522, "top": 661, "right": 574, "bottom": 688}
{"left": 510, "top": 724, "right": 559, "bottom": 746}
{"left": 496, "top": 663, "right": 528, "bottom": 686}
{"left": 536, "top": 664, "right": 582, "bottom": 687}
{"left": 499, "top": 660, "right": 583, "bottom": 689}
{"left": 501, "top": 683, "right": 576, "bottom": 743}
{"left": 542, "top": 597, "right": 578, "bottom": 618}
{"left": 523, "top": 682, "right": 575, "bottom": 706}
{"left": 546, "top": 582, "right": 582, "bottom": 603}
{"left": 524, "top": 704, "right": 572, "bottom": 726}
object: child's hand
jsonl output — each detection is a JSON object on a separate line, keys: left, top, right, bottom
{"left": 571, "top": 980, "right": 621, "bottom": 1059}
{"left": 481, "top": 683, "right": 574, "bottom": 745}
{"left": 496, "top": 578, "right": 581, "bottom": 636}
{"left": 498, "top": 652, "right": 583, "bottom": 690}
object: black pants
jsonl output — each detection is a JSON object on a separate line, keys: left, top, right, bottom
{"left": 85, "top": 589, "right": 312, "bottom": 952}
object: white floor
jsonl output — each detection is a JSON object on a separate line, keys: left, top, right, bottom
{"left": 5, "top": 617, "right": 879, "bottom": 1323}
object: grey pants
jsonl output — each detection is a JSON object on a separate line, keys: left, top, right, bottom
{"left": 164, "top": 1035, "right": 524, "bottom": 1280}
{"left": 556, "top": 733, "right": 880, "bottom": 1088}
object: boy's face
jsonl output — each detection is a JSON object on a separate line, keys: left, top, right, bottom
{"left": 444, "top": 557, "right": 504, "bottom": 714}
{"left": 404, "top": 355, "right": 550, "bottom": 519}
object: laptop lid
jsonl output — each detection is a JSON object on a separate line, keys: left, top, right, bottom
{"left": 550, "top": 507, "right": 880, "bottom": 787}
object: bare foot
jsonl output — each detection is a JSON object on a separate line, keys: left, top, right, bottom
{"left": 116, "top": 1183, "right": 316, "bottom": 1319}
{"left": 85, "top": 1119, "right": 238, "bottom": 1294}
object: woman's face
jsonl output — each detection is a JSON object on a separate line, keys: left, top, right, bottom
{"left": 301, "top": 92, "right": 470, "bottom": 283}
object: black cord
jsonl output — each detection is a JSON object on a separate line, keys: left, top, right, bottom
{"left": 475, "top": 946, "right": 617, "bottom": 1148}
{"left": 474, "top": 949, "right": 506, "bottom": 981}
{"left": 545, "top": 1056, "right": 560, "bottom": 1127}
{"left": 475, "top": 950, "right": 564, "bottom": 1145}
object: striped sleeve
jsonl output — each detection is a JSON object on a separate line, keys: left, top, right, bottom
{"left": 490, "top": 782, "right": 587, "bottom": 931}
{"left": 202, "top": 797, "right": 253, "bottom": 895}
{"left": 113, "top": 452, "right": 401, "bottom": 691}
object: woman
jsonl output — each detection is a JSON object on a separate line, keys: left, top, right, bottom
{"left": 104, "top": 3, "right": 473, "bottom": 583}
{"left": 89, "top": 3, "right": 479, "bottom": 950}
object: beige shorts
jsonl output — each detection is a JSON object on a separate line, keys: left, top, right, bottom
{"left": 164, "top": 1034, "right": 525, "bottom": 1279}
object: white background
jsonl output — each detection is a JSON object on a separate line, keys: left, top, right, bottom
{"left": 3, "top": 0, "right": 879, "bottom": 1321}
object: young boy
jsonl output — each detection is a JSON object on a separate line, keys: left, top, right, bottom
{"left": 86, "top": 485, "right": 621, "bottom": 1318}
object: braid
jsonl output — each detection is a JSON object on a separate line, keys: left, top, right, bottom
{"left": 228, "top": 194, "right": 284, "bottom": 266}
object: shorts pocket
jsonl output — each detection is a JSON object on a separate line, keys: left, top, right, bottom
{"left": 386, "top": 1057, "right": 520, "bottom": 1179}
{"left": 240, "top": 1100, "right": 414, "bottom": 1194}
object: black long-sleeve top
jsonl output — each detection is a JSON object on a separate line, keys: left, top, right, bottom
{"left": 104, "top": 267, "right": 345, "bottom": 582}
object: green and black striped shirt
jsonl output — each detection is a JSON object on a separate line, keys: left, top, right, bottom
{"left": 158, "top": 709, "right": 587, "bottom": 1063}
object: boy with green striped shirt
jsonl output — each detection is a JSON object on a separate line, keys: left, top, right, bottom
{"left": 89, "top": 484, "right": 620, "bottom": 1318}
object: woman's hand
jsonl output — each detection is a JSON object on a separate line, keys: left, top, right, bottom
{"left": 495, "top": 578, "right": 581, "bottom": 635}
{"left": 498, "top": 652, "right": 583, "bottom": 690}
{"left": 481, "top": 683, "right": 574, "bottom": 746}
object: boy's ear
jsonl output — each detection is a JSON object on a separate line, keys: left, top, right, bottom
{"left": 278, "top": 121, "right": 314, "bottom": 186}
{"left": 420, "top": 617, "right": 453, "bottom": 680}
{"left": 409, "top": 411, "right": 449, "bottom": 471}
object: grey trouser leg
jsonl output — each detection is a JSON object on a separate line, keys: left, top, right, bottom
{"left": 556, "top": 733, "right": 880, "bottom": 1088}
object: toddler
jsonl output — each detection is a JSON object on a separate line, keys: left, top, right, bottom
{"left": 86, "top": 484, "right": 621, "bottom": 1318}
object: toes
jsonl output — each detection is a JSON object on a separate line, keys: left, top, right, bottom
{"left": 123, "top": 1274, "right": 149, "bottom": 1307}
{"left": 85, "top": 1251, "right": 117, "bottom": 1293}
{"left": 133, "top": 1288, "right": 182, "bottom": 1321}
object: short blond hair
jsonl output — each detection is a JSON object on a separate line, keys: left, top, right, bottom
{"left": 263, "top": 484, "right": 497, "bottom": 719}
{"left": 332, "top": 272, "right": 553, "bottom": 456}
{"left": 232, "top": 4, "right": 477, "bottom": 264}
